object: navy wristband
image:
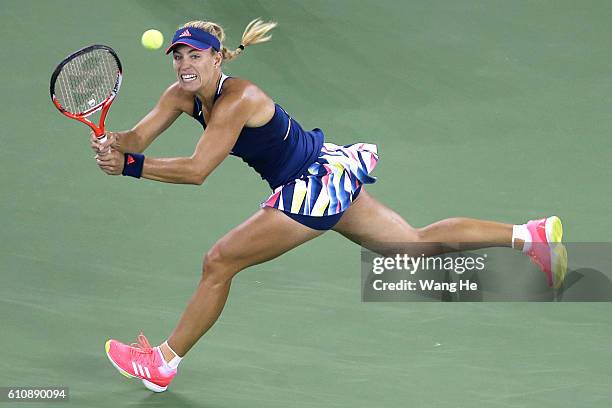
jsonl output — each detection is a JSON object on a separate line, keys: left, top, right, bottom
{"left": 122, "top": 153, "right": 145, "bottom": 178}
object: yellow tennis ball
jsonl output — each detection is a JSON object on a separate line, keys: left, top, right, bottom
{"left": 141, "top": 29, "right": 164, "bottom": 50}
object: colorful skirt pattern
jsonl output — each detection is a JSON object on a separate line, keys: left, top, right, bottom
{"left": 262, "top": 142, "right": 379, "bottom": 216}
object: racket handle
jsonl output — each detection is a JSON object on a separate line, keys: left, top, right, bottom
{"left": 95, "top": 134, "right": 111, "bottom": 155}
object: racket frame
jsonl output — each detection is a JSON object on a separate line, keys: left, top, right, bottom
{"left": 50, "top": 44, "right": 123, "bottom": 142}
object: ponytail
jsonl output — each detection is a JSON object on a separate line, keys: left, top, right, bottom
{"left": 181, "top": 18, "right": 277, "bottom": 64}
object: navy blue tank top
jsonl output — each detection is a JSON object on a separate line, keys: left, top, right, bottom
{"left": 192, "top": 74, "right": 324, "bottom": 189}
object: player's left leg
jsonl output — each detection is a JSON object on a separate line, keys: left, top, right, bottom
{"left": 333, "top": 189, "right": 514, "bottom": 255}
{"left": 333, "top": 189, "right": 565, "bottom": 286}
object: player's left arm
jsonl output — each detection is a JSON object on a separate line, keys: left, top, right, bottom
{"left": 96, "top": 84, "right": 258, "bottom": 185}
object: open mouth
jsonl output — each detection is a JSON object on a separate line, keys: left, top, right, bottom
{"left": 181, "top": 74, "right": 197, "bottom": 82}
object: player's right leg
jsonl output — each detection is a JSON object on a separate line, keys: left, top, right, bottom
{"left": 166, "top": 207, "right": 324, "bottom": 357}
{"left": 105, "top": 207, "right": 324, "bottom": 391}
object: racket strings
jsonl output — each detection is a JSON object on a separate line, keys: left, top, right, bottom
{"left": 54, "top": 49, "right": 119, "bottom": 115}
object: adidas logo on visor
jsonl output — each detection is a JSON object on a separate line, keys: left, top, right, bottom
{"left": 179, "top": 29, "right": 192, "bottom": 37}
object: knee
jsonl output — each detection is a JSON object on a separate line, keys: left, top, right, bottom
{"left": 417, "top": 217, "right": 468, "bottom": 242}
{"left": 201, "top": 243, "right": 239, "bottom": 285}
{"left": 413, "top": 227, "right": 428, "bottom": 243}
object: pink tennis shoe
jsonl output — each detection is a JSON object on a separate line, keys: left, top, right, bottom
{"left": 525, "top": 216, "right": 567, "bottom": 289}
{"left": 105, "top": 333, "right": 176, "bottom": 392}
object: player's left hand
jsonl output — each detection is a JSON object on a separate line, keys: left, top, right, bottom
{"left": 95, "top": 148, "right": 124, "bottom": 175}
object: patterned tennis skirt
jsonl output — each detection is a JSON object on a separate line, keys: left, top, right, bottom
{"left": 262, "top": 142, "right": 379, "bottom": 216}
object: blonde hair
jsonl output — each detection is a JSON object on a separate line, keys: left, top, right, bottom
{"left": 179, "top": 18, "right": 277, "bottom": 63}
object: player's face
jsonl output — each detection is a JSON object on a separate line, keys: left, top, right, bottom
{"left": 172, "top": 45, "right": 220, "bottom": 91}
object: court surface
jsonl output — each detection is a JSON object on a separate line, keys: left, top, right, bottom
{"left": 1, "top": 0, "right": 611, "bottom": 407}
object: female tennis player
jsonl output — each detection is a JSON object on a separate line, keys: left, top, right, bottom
{"left": 94, "top": 19, "right": 566, "bottom": 392}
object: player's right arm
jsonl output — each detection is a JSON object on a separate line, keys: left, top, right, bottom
{"left": 91, "top": 83, "right": 185, "bottom": 154}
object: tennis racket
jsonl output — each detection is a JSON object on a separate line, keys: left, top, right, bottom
{"left": 50, "top": 44, "right": 122, "bottom": 145}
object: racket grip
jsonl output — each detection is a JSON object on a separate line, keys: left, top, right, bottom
{"left": 95, "top": 134, "right": 111, "bottom": 155}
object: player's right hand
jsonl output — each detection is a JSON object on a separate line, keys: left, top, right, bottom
{"left": 90, "top": 131, "right": 117, "bottom": 155}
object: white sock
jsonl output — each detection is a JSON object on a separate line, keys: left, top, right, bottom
{"left": 512, "top": 224, "right": 532, "bottom": 253}
{"left": 160, "top": 341, "right": 182, "bottom": 370}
